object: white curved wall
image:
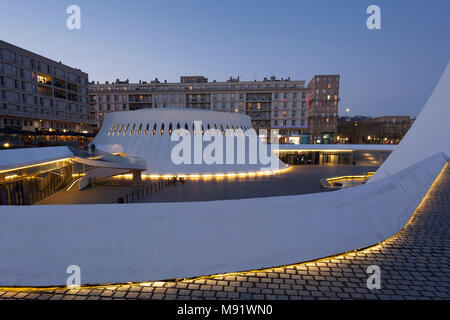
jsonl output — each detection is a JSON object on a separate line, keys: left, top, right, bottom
{"left": 1, "top": 63, "right": 448, "bottom": 287}
{"left": 92, "top": 108, "right": 286, "bottom": 175}
{"left": 371, "top": 61, "right": 450, "bottom": 181}
{"left": 0, "top": 152, "right": 446, "bottom": 286}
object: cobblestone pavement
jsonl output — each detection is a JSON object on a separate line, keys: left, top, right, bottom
{"left": 1, "top": 165, "right": 449, "bottom": 300}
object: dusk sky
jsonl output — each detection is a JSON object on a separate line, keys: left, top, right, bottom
{"left": 1, "top": 0, "right": 449, "bottom": 117}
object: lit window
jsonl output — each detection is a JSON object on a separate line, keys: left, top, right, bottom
{"left": 144, "top": 123, "right": 149, "bottom": 135}
{"left": 117, "top": 124, "right": 124, "bottom": 135}
{"left": 112, "top": 123, "right": 119, "bottom": 136}
{"left": 160, "top": 123, "right": 165, "bottom": 135}
{"left": 137, "top": 123, "right": 142, "bottom": 135}
{"left": 168, "top": 123, "right": 172, "bottom": 135}
{"left": 152, "top": 123, "right": 157, "bottom": 135}
{"left": 130, "top": 123, "right": 136, "bottom": 135}
{"left": 107, "top": 123, "right": 115, "bottom": 136}
{"left": 185, "top": 123, "right": 189, "bottom": 134}
{"left": 176, "top": 123, "right": 181, "bottom": 135}
{"left": 123, "top": 123, "right": 129, "bottom": 136}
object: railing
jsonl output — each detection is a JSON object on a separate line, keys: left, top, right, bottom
{"left": 117, "top": 178, "right": 183, "bottom": 203}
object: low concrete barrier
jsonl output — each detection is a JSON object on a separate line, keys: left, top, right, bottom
{"left": 0, "top": 152, "right": 446, "bottom": 287}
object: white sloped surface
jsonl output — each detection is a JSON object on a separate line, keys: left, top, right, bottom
{"left": 0, "top": 146, "right": 73, "bottom": 171}
{"left": 0, "top": 152, "right": 445, "bottom": 286}
{"left": 371, "top": 61, "right": 450, "bottom": 181}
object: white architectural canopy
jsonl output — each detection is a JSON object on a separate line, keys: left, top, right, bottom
{"left": 92, "top": 108, "right": 288, "bottom": 176}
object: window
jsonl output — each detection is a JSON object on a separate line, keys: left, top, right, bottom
{"left": 112, "top": 123, "right": 119, "bottom": 136}
{"left": 107, "top": 123, "right": 115, "bottom": 136}
{"left": 185, "top": 123, "right": 189, "bottom": 134}
{"left": 152, "top": 123, "right": 157, "bottom": 135}
{"left": 137, "top": 123, "right": 142, "bottom": 135}
{"left": 130, "top": 123, "right": 135, "bottom": 135}
{"left": 144, "top": 123, "right": 149, "bottom": 135}
{"left": 160, "top": 123, "right": 165, "bottom": 135}
{"left": 176, "top": 123, "right": 181, "bottom": 135}
{"left": 123, "top": 123, "right": 129, "bottom": 136}
{"left": 117, "top": 124, "right": 124, "bottom": 135}
{"left": 168, "top": 123, "right": 172, "bottom": 135}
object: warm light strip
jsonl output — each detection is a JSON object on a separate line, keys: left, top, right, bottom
{"left": 0, "top": 158, "right": 72, "bottom": 174}
{"left": 326, "top": 172, "right": 375, "bottom": 183}
{"left": 113, "top": 166, "right": 291, "bottom": 180}
{"left": 71, "top": 173, "right": 86, "bottom": 178}
{"left": 273, "top": 149, "right": 355, "bottom": 153}
{"left": 66, "top": 177, "right": 83, "bottom": 192}
{"left": 1, "top": 162, "right": 446, "bottom": 292}
{"left": 327, "top": 175, "right": 368, "bottom": 181}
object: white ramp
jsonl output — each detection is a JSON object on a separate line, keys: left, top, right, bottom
{"left": 371, "top": 61, "right": 450, "bottom": 181}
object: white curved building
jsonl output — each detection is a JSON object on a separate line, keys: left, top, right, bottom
{"left": 92, "top": 108, "right": 288, "bottom": 176}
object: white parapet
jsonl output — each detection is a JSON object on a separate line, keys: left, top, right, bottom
{"left": 0, "top": 152, "right": 446, "bottom": 286}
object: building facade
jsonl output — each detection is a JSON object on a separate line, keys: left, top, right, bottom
{"left": 306, "top": 75, "right": 340, "bottom": 144}
{"left": 337, "top": 115, "right": 414, "bottom": 144}
{"left": 89, "top": 75, "right": 340, "bottom": 144}
{"left": 0, "top": 40, "right": 91, "bottom": 137}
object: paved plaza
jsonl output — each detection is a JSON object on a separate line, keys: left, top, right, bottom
{"left": 1, "top": 165, "right": 448, "bottom": 300}
{"left": 40, "top": 165, "right": 378, "bottom": 205}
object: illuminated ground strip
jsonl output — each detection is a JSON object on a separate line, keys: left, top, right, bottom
{"left": 0, "top": 162, "right": 447, "bottom": 292}
{"left": 326, "top": 172, "right": 375, "bottom": 183}
{"left": 114, "top": 165, "right": 292, "bottom": 180}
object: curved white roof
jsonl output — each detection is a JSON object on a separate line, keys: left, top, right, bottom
{"left": 0, "top": 146, "right": 73, "bottom": 172}
{"left": 92, "top": 109, "right": 287, "bottom": 175}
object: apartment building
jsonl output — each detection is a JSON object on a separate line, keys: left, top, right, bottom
{"left": 307, "top": 75, "right": 340, "bottom": 144}
{"left": 89, "top": 75, "right": 340, "bottom": 143}
{"left": 0, "top": 40, "right": 91, "bottom": 136}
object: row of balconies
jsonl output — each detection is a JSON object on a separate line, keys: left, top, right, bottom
{"left": 0, "top": 108, "right": 93, "bottom": 123}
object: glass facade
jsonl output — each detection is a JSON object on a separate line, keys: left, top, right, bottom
{"left": 0, "top": 160, "right": 91, "bottom": 205}
{"left": 277, "top": 151, "right": 353, "bottom": 165}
